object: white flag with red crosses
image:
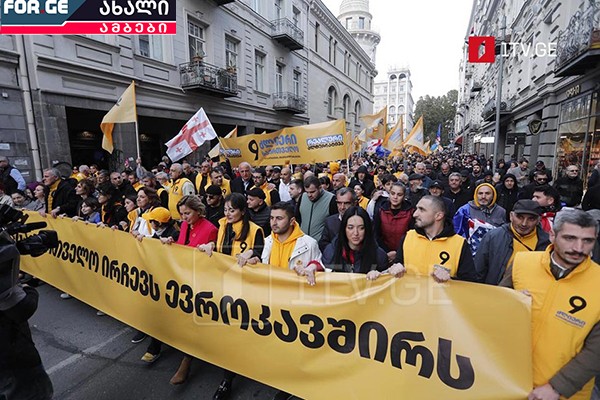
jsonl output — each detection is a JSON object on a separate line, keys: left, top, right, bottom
{"left": 166, "top": 108, "right": 217, "bottom": 162}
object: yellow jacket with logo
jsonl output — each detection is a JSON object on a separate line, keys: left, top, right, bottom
{"left": 396, "top": 225, "right": 478, "bottom": 282}
{"left": 216, "top": 217, "right": 262, "bottom": 256}
{"left": 168, "top": 177, "right": 193, "bottom": 220}
{"left": 513, "top": 247, "right": 600, "bottom": 400}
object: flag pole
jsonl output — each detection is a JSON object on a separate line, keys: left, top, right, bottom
{"left": 135, "top": 121, "right": 141, "bottom": 160}
{"left": 132, "top": 81, "right": 140, "bottom": 159}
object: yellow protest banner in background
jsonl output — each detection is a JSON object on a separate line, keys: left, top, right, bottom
{"left": 21, "top": 214, "right": 532, "bottom": 399}
{"left": 220, "top": 119, "right": 347, "bottom": 166}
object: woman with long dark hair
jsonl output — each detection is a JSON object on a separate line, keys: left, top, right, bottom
{"left": 198, "top": 192, "right": 264, "bottom": 400}
{"left": 323, "top": 206, "right": 387, "bottom": 274}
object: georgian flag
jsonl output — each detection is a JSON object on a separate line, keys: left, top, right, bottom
{"left": 166, "top": 108, "right": 217, "bottom": 162}
{"left": 366, "top": 139, "right": 383, "bottom": 154}
{"left": 467, "top": 218, "right": 496, "bottom": 257}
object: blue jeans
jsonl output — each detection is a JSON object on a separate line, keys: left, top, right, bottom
{"left": 0, "top": 365, "right": 53, "bottom": 400}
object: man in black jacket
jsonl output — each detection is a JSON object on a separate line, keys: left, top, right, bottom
{"left": 42, "top": 167, "right": 79, "bottom": 217}
{"left": 554, "top": 165, "right": 584, "bottom": 207}
{"left": 318, "top": 188, "right": 356, "bottom": 251}
{"left": 230, "top": 162, "right": 253, "bottom": 195}
{"left": 0, "top": 241, "right": 53, "bottom": 399}
{"left": 474, "top": 199, "right": 550, "bottom": 285}
{"left": 348, "top": 166, "right": 375, "bottom": 198}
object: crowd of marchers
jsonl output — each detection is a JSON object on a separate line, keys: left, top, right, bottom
{"left": 1, "top": 150, "right": 600, "bottom": 400}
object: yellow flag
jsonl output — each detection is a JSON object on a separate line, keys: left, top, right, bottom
{"left": 209, "top": 126, "right": 237, "bottom": 159}
{"left": 360, "top": 107, "right": 387, "bottom": 140}
{"left": 100, "top": 81, "right": 137, "bottom": 153}
{"left": 404, "top": 116, "right": 429, "bottom": 155}
{"left": 383, "top": 116, "right": 403, "bottom": 150}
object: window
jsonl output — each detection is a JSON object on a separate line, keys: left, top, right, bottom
{"left": 343, "top": 51, "right": 348, "bottom": 74}
{"left": 354, "top": 101, "right": 361, "bottom": 124}
{"left": 139, "top": 35, "right": 163, "bottom": 60}
{"left": 293, "top": 70, "right": 301, "bottom": 96}
{"left": 333, "top": 41, "right": 337, "bottom": 65}
{"left": 275, "top": 63, "right": 283, "bottom": 93}
{"left": 255, "top": 51, "right": 265, "bottom": 92}
{"left": 346, "top": 17, "right": 351, "bottom": 29}
{"left": 343, "top": 94, "right": 351, "bottom": 120}
{"left": 314, "top": 22, "right": 320, "bottom": 51}
{"left": 389, "top": 106, "right": 396, "bottom": 116}
{"left": 358, "top": 17, "right": 365, "bottom": 29}
{"left": 188, "top": 20, "right": 205, "bottom": 59}
{"left": 251, "top": 0, "right": 261, "bottom": 14}
{"left": 328, "top": 36, "right": 333, "bottom": 62}
{"left": 225, "top": 36, "right": 238, "bottom": 68}
{"left": 274, "top": 0, "right": 282, "bottom": 19}
{"left": 292, "top": 7, "right": 300, "bottom": 26}
{"left": 327, "top": 86, "right": 337, "bottom": 116}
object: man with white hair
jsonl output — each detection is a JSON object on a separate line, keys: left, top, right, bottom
{"left": 168, "top": 163, "right": 195, "bottom": 220}
{"left": 230, "top": 161, "right": 253, "bottom": 195}
{"left": 41, "top": 168, "right": 78, "bottom": 217}
{"left": 278, "top": 167, "right": 293, "bottom": 202}
{"left": 414, "top": 162, "right": 432, "bottom": 189}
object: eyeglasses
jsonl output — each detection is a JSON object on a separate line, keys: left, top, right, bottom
{"left": 536, "top": 178, "right": 548, "bottom": 182}
{"left": 206, "top": 194, "right": 218, "bottom": 199}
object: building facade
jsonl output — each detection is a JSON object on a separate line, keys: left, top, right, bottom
{"left": 0, "top": 0, "right": 375, "bottom": 181}
{"left": 336, "top": 0, "right": 380, "bottom": 65}
{"left": 373, "top": 67, "right": 415, "bottom": 135}
{"left": 455, "top": 0, "right": 600, "bottom": 185}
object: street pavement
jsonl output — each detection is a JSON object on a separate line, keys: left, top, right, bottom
{"left": 30, "top": 283, "right": 280, "bottom": 400}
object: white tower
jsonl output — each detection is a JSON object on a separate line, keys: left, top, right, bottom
{"left": 337, "top": 0, "right": 380, "bottom": 65}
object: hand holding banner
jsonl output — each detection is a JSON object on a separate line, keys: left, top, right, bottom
{"left": 21, "top": 213, "right": 532, "bottom": 400}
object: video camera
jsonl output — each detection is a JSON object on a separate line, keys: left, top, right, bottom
{"left": 0, "top": 204, "right": 58, "bottom": 256}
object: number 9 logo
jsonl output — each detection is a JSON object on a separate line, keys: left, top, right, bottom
{"left": 248, "top": 140, "right": 259, "bottom": 161}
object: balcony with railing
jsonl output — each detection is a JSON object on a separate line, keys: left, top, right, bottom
{"left": 272, "top": 92, "right": 306, "bottom": 113}
{"left": 271, "top": 18, "right": 304, "bottom": 50}
{"left": 179, "top": 61, "right": 238, "bottom": 97}
{"left": 470, "top": 81, "right": 482, "bottom": 92}
{"left": 555, "top": 1, "right": 600, "bottom": 76}
{"left": 482, "top": 98, "right": 513, "bottom": 121}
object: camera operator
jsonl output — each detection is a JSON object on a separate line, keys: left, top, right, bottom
{"left": 0, "top": 204, "right": 57, "bottom": 399}
{"left": 0, "top": 245, "right": 53, "bottom": 399}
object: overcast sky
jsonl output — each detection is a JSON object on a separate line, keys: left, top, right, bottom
{"left": 321, "top": 0, "right": 474, "bottom": 101}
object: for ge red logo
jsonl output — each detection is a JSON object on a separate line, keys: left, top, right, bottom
{"left": 468, "top": 36, "right": 495, "bottom": 63}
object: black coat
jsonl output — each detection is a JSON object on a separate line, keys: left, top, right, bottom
{"left": 319, "top": 214, "right": 341, "bottom": 252}
{"left": 0, "top": 286, "right": 42, "bottom": 370}
{"left": 46, "top": 179, "right": 79, "bottom": 216}
{"left": 230, "top": 176, "right": 253, "bottom": 195}
{"left": 582, "top": 184, "right": 600, "bottom": 211}
{"left": 554, "top": 176, "right": 584, "bottom": 207}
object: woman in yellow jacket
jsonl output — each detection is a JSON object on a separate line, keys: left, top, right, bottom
{"left": 198, "top": 192, "right": 264, "bottom": 399}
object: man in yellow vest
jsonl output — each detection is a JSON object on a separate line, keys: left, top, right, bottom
{"left": 501, "top": 209, "right": 600, "bottom": 400}
{"left": 207, "top": 166, "right": 231, "bottom": 197}
{"left": 167, "top": 163, "right": 195, "bottom": 220}
{"left": 371, "top": 195, "right": 478, "bottom": 282}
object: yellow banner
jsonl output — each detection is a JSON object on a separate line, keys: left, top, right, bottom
{"left": 219, "top": 120, "right": 347, "bottom": 167}
{"left": 21, "top": 214, "right": 532, "bottom": 399}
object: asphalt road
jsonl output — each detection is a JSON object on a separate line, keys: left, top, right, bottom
{"left": 30, "top": 283, "right": 281, "bottom": 400}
